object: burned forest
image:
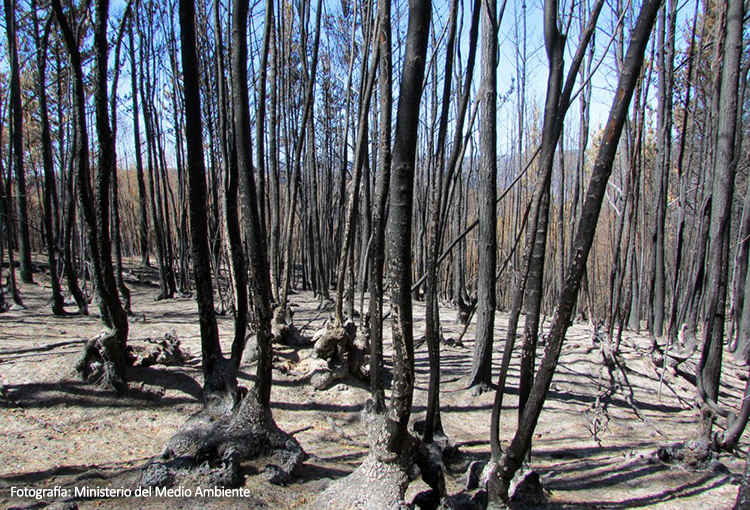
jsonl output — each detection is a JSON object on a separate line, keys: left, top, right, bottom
{"left": 2, "top": 0, "right": 750, "bottom": 507}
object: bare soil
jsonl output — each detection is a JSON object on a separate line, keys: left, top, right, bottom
{"left": 0, "top": 267, "right": 746, "bottom": 509}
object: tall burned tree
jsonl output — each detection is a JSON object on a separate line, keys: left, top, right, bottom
{"left": 31, "top": 1, "right": 65, "bottom": 315}
{"left": 128, "top": 9, "right": 150, "bottom": 269}
{"left": 139, "top": 0, "right": 304, "bottom": 490}
{"left": 486, "top": 0, "right": 662, "bottom": 500}
{"left": 367, "top": 0, "right": 394, "bottom": 413}
{"left": 4, "top": 0, "right": 34, "bottom": 284}
{"left": 315, "top": 0, "right": 433, "bottom": 506}
{"left": 692, "top": 0, "right": 744, "bottom": 451}
{"left": 232, "top": 0, "right": 276, "bottom": 407}
{"left": 487, "top": 0, "right": 604, "bottom": 468}
{"left": 421, "top": 0, "right": 482, "bottom": 443}
{"left": 52, "top": 0, "right": 130, "bottom": 392}
{"left": 467, "top": 0, "right": 499, "bottom": 396}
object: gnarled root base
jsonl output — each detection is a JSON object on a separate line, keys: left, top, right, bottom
{"left": 272, "top": 305, "right": 309, "bottom": 347}
{"left": 455, "top": 461, "right": 548, "bottom": 509}
{"left": 414, "top": 419, "right": 459, "bottom": 459}
{"left": 314, "top": 453, "right": 412, "bottom": 509}
{"left": 141, "top": 388, "right": 306, "bottom": 489}
{"left": 467, "top": 382, "right": 493, "bottom": 397}
{"left": 74, "top": 330, "right": 127, "bottom": 393}
{"left": 657, "top": 438, "right": 717, "bottom": 470}
{"left": 127, "top": 330, "right": 190, "bottom": 367}
{"left": 315, "top": 408, "right": 458, "bottom": 510}
{"left": 309, "top": 321, "right": 369, "bottom": 390}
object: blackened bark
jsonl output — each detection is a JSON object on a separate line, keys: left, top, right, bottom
{"left": 214, "top": 0, "right": 247, "bottom": 368}
{"left": 278, "top": 0, "right": 323, "bottom": 315}
{"left": 423, "top": 0, "right": 459, "bottom": 443}
{"left": 696, "top": 0, "right": 743, "bottom": 440}
{"left": 128, "top": 16, "right": 150, "bottom": 268}
{"left": 489, "top": 0, "right": 603, "bottom": 465}
{"left": 233, "top": 0, "right": 276, "bottom": 408}
{"left": 52, "top": 0, "right": 130, "bottom": 392}
{"left": 269, "top": 21, "right": 282, "bottom": 301}
{"left": 378, "top": 0, "right": 431, "bottom": 458}
{"left": 467, "top": 0, "right": 498, "bottom": 394}
{"left": 62, "top": 129, "right": 88, "bottom": 315}
{"left": 31, "top": 6, "right": 65, "bottom": 315}
{"left": 334, "top": 42, "right": 380, "bottom": 327}
{"left": 4, "top": 0, "right": 33, "bottom": 284}
{"left": 179, "top": 0, "right": 229, "bottom": 404}
{"left": 517, "top": 0, "right": 564, "bottom": 428}
{"left": 109, "top": 8, "right": 133, "bottom": 315}
{"left": 487, "top": 0, "right": 660, "bottom": 500}
{"left": 367, "top": 0, "right": 393, "bottom": 413}
{"left": 256, "top": 0, "right": 274, "bottom": 243}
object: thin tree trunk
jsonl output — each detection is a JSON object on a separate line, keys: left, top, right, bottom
{"left": 367, "top": 0, "right": 393, "bottom": 413}
{"left": 233, "top": 0, "right": 276, "bottom": 408}
{"left": 488, "top": 0, "right": 660, "bottom": 499}
{"left": 53, "top": 0, "right": 130, "bottom": 392}
{"left": 128, "top": 15, "right": 150, "bottom": 269}
{"left": 4, "top": 0, "right": 34, "bottom": 284}
{"left": 31, "top": 5, "right": 65, "bottom": 315}
{"left": 695, "top": 0, "right": 743, "bottom": 441}
{"left": 467, "top": 0, "right": 499, "bottom": 395}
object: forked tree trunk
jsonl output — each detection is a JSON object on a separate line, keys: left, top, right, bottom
{"left": 143, "top": 0, "right": 304, "bottom": 490}
{"left": 52, "top": 0, "right": 130, "bottom": 393}
{"left": 4, "top": 0, "right": 34, "bottom": 284}
{"left": 31, "top": 4, "right": 65, "bottom": 315}
{"left": 486, "top": 0, "right": 660, "bottom": 500}
{"left": 315, "top": 0, "right": 431, "bottom": 506}
{"left": 489, "top": 0, "right": 604, "bottom": 461}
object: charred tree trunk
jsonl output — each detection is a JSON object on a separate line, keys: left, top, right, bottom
{"left": 141, "top": 0, "right": 304, "bottom": 490}
{"left": 52, "top": 0, "right": 130, "bottom": 393}
{"left": 367, "top": 0, "right": 393, "bottom": 413}
{"left": 486, "top": 0, "right": 660, "bottom": 500}
{"left": 277, "top": 0, "right": 323, "bottom": 319}
{"left": 233, "top": 0, "right": 277, "bottom": 409}
{"left": 31, "top": 5, "right": 65, "bottom": 315}
{"left": 62, "top": 127, "right": 88, "bottom": 315}
{"left": 695, "top": 0, "right": 743, "bottom": 446}
{"left": 315, "top": 0, "right": 432, "bottom": 505}
{"left": 517, "top": 0, "right": 565, "bottom": 431}
{"left": 128, "top": 15, "right": 150, "bottom": 269}
{"left": 4, "top": 0, "right": 34, "bottom": 284}
{"left": 109, "top": 9, "right": 133, "bottom": 315}
{"left": 467, "top": 0, "right": 499, "bottom": 395}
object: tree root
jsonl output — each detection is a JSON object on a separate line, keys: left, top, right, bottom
{"left": 74, "top": 329, "right": 127, "bottom": 393}
{"left": 127, "top": 330, "right": 190, "bottom": 367}
{"left": 272, "top": 305, "right": 309, "bottom": 347}
{"left": 413, "top": 419, "right": 459, "bottom": 460}
{"left": 314, "top": 452, "right": 413, "bottom": 509}
{"left": 141, "top": 388, "right": 305, "bottom": 489}
{"left": 458, "top": 460, "right": 548, "bottom": 508}
{"left": 468, "top": 382, "right": 493, "bottom": 397}
{"left": 315, "top": 408, "right": 459, "bottom": 510}
{"left": 309, "top": 320, "right": 369, "bottom": 390}
{"left": 657, "top": 438, "right": 718, "bottom": 470}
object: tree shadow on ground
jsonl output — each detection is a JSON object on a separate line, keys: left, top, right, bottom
{"left": 0, "top": 378, "right": 198, "bottom": 409}
{"left": 126, "top": 365, "right": 203, "bottom": 401}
